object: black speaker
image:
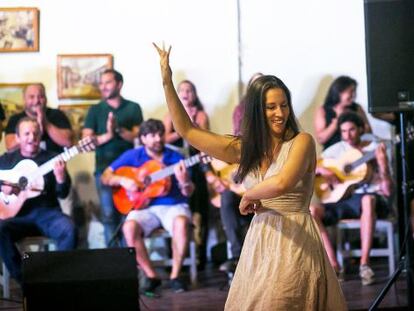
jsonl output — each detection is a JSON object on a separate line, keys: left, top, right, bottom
{"left": 22, "top": 248, "right": 139, "bottom": 311}
{"left": 364, "top": 0, "right": 414, "bottom": 112}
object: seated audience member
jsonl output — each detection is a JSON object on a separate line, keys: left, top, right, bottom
{"left": 314, "top": 76, "right": 372, "bottom": 150}
{"left": 163, "top": 79, "right": 210, "bottom": 269}
{"left": 310, "top": 111, "right": 393, "bottom": 286}
{"left": 101, "top": 119, "right": 194, "bottom": 294}
{"left": 5, "top": 83, "right": 73, "bottom": 152}
{"left": 373, "top": 111, "right": 414, "bottom": 238}
{"left": 0, "top": 118, "right": 76, "bottom": 284}
{"left": 208, "top": 73, "right": 262, "bottom": 273}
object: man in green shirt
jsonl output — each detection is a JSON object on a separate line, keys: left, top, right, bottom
{"left": 83, "top": 69, "right": 143, "bottom": 246}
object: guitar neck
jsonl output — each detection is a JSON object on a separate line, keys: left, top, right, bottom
{"left": 348, "top": 151, "right": 376, "bottom": 170}
{"left": 149, "top": 154, "right": 202, "bottom": 183}
{"left": 348, "top": 136, "right": 401, "bottom": 171}
{"left": 31, "top": 145, "right": 81, "bottom": 179}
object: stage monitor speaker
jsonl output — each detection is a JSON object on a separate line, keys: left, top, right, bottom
{"left": 22, "top": 248, "right": 139, "bottom": 311}
{"left": 364, "top": 0, "right": 414, "bottom": 112}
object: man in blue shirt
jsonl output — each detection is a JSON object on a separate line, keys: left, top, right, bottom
{"left": 101, "top": 119, "right": 194, "bottom": 294}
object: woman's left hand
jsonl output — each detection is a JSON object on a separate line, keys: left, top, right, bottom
{"left": 153, "top": 42, "right": 172, "bottom": 83}
{"left": 239, "top": 194, "right": 262, "bottom": 215}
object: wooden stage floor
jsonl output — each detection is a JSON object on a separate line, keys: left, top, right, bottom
{"left": 0, "top": 260, "right": 409, "bottom": 310}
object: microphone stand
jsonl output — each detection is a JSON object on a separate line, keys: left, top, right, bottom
{"left": 369, "top": 111, "right": 414, "bottom": 310}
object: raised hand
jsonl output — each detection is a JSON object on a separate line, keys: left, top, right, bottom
{"left": 153, "top": 42, "right": 172, "bottom": 83}
{"left": 34, "top": 106, "right": 46, "bottom": 133}
{"left": 106, "top": 112, "right": 117, "bottom": 135}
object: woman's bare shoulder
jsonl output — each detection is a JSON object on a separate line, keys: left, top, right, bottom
{"left": 292, "top": 132, "right": 316, "bottom": 150}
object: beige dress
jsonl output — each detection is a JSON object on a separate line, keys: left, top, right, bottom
{"left": 224, "top": 138, "right": 348, "bottom": 311}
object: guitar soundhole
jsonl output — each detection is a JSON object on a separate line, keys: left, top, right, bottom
{"left": 143, "top": 176, "right": 151, "bottom": 188}
{"left": 344, "top": 164, "right": 352, "bottom": 174}
{"left": 18, "top": 176, "right": 28, "bottom": 190}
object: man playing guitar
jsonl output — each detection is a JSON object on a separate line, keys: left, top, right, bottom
{"left": 310, "top": 111, "right": 393, "bottom": 286}
{"left": 101, "top": 119, "right": 194, "bottom": 295}
{"left": 0, "top": 118, "right": 76, "bottom": 284}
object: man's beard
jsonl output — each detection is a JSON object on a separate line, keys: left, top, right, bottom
{"left": 26, "top": 105, "right": 44, "bottom": 117}
{"left": 104, "top": 89, "right": 120, "bottom": 100}
{"left": 147, "top": 142, "right": 164, "bottom": 154}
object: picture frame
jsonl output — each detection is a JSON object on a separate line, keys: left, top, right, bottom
{"left": 58, "top": 103, "right": 94, "bottom": 140}
{"left": 57, "top": 54, "right": 113, "bottom": 100}
{"left": 0, "top": 83, "right": 30, "bottom": 118}
{"left": 0, "top": 7, "right": 39, "bottom": 52}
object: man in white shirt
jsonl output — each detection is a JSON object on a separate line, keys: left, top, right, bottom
{"left": 311, "top": 111, "right": 393, "bottom": 286}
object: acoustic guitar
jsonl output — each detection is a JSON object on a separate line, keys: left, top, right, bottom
{"left": 314, "top": 148, "right": 371, "bottom": 204}
{"left": 209, "top": 158, "right": 245, "bottom": 208}
{"left": 0, "top": 137, "right": 96, "bottom": 220}
{"left": 315, "top": 130, "right": 413, "bottom": 204}
{"left": 112, "top": 153, "right": 211, "bottom": 214}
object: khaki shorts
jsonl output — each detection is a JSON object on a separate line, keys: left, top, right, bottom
{"left": 126, "top": 203, "right": 192, "bottom": 237}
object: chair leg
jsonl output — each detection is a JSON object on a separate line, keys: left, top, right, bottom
{"left": 336, "top": 227, "right": 344, "bottom": 269}
{"left": 386, "top": 222, "right": 395, "bottom": 276}
{"left": 189, "top": 241, "right": 197, "bottom": 285}
{"left": 2, "top": 262, "right": 10, "bottom": 299}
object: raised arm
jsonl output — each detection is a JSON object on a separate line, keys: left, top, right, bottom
{"left": 153, "top": 43, "right": 240, "bottom": 164}
{"left": 82, "top": 112, "right": 116, "bottom": 146}
{"left": 36, "top": 106, "right": 73, "bottom": 147}
{"left": 44, "top": 122, "right": 73, "bottom": 147}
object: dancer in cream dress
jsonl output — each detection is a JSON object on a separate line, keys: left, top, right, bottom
{"left": 154, "top": 43, "right": 347, "bottom": 311}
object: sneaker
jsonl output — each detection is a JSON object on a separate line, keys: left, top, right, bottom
{"left": 141, "top": 277, "right": 162, "bottom": 296}
{"left": 359, "top": 264, "right": 375, "bottom": 286}
{"left": 219, "top": 259, "right": 238, "bottom": 273}
{"left": 170, "top": 278, "right": 187, "bottom": 293}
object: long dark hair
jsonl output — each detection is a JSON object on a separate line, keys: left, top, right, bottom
{"left": 236, "top": 75, "right": 300, "bottom": 181}
{"left": 323, "top": 76, "right": 357, "bottom": 109}
{"left": 177, "top": 80, "right": 204, "bottom": 111}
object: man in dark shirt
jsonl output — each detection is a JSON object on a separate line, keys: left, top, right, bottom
{"left": 5, "top": 83, "right": 73, "bottom": 153}
{"left": 82, "top": 69, "right": 143, "bottom": 246}
{"left": 0, "top": 117, "right": 76, "bottom": 284}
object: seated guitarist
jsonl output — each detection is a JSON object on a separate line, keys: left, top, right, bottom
{"left": 101, "top": 119, "right": 194, "bottom": 295}
{"left": 310, "top": 111, "right": 393, "bottom": 286}
{"left": 0, "top": 117, "right": 76, "bottom": 284}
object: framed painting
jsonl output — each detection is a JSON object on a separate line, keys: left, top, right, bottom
{"left": 0, "top": 8, "right": 39, "bottom": 52}
{"left": 0, "top": 83, "right": 30, "bottom": 118}
{"left": 57, "top": 54, "right": 113, "bottom": 100}
{"left": 58, "top": 103, "right": 94, "bottom": 140}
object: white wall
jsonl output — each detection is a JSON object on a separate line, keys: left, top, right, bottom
{"left": 0, "top": 0, "right": 391, "bottom": 203}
